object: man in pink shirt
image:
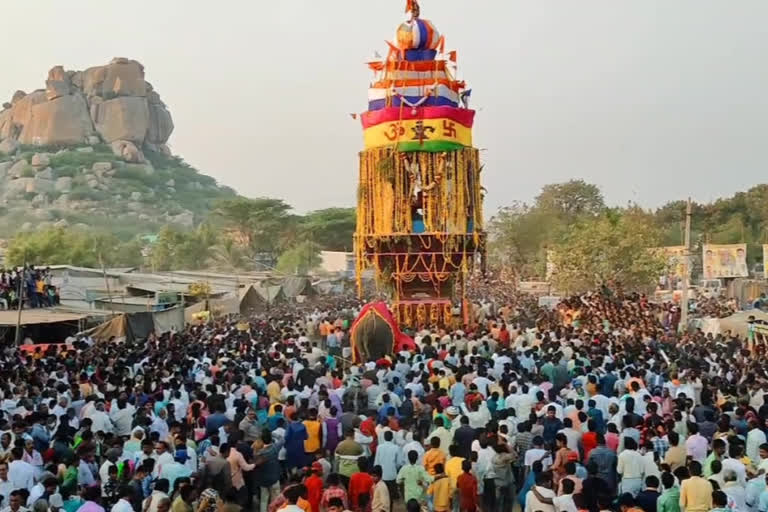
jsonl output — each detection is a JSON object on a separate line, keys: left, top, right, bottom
{"left": 685, "top": 423, "right": 708, "bottom": 464}
{"left": 223, "top": 443, "right": 255, "bottom": 506}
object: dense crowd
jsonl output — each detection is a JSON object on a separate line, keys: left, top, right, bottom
{"left": 0, "top": 285, "right": 766, "bottom": 512}
{"left": 0, "top": 266, "right": 60, "bottom": 310}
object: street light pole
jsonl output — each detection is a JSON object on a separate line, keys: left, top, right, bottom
{"left": 680, "top": 198, "right": 692, "bottom": 333}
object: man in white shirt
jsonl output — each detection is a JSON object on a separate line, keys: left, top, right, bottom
{"left": 108, "top": 398, "right": 135, "bottom": 438}
{"left": 524, "top": 437, "right": 553, "bottom": 470}
{"left": 8, "top": 448, "right": 34, "bottom": 492}
{"left": 617, "top": 438, "right": 645, "bottom": 496}
{"left": 89, "top": 401, "right": 113, "bottom": 435}
{"left": 111, "top": 486, "right": 135, "bottom": 512}
{"left": 525, "top": 472, "right": 556, "bottom": 512}
{"left": 559, "top": 418, "right": 582, "bottom": 453}
{"left": 0, "top": 462, "right": 13, "bottom": 506}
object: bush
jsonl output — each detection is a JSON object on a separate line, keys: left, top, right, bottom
{"left": 68, "top": 186, "right": 107, "bottom": 201}
{"left": 50, "top": 150, "right": 117, "bottom": 169}
{"left": 54, "top": 165, "right": 79, "bottom": 178}
{"left": 20, "top": 166, "right": 34, "bottom": 178}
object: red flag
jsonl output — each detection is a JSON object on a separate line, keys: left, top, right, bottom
{"left": 386, "top": 40, "right": 403, "bottom": 59}
{"left": 448, "top": 50, "right": 458, "bottom": 62}
{"left": 406, "top": 0, "right": 415, "bottom": 13}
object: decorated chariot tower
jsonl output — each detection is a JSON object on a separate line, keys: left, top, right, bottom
{"left": 354, "top": 0, "right": 485, "bottom": 327}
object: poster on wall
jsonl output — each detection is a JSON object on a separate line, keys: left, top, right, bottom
{"left": 654, "top": 246, "right": 687, "bottom": 289}
{"left": 763, "top": 245, "right": 768, "bottom": 278}
{"left": 702, "top": 244, "right": 748, "bottom": 279}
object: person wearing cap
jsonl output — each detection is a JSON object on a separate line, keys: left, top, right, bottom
{"left": 304, "top": 462, "right": 324, "bottom": 512}
{"left": 158, "top": 450, "right": 192, "bottom": 490}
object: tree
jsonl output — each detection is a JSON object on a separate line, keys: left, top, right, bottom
{"left": 549, "top": 212, "right": 667, "bottom": 293}
{"left": 207, "top": 237, "right": 246, "bottom": 271}
{"left": 276, "top": 240, "right": 322, "bottom": 275}
{"left": 6, "top": 228, "right": 142, "bottom": 268}
{"left": 535, "top": 179, "right": 605, "bottom": 217}
{"left": 300, "top": 208, "right": 356, "bottom": 251}
{"left": 488, "top": 202, "right": 567, "bottom": 276}
{"left": 149, "top": 224, "right": 218, "bottom": 271}
{"left": 214, "top": 197, "right": 295, "bottom": 259}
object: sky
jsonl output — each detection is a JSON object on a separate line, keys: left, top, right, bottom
{"left": 2, "top": 0, "right": 767, "bottom": 215}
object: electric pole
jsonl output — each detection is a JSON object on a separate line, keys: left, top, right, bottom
{"left": 680, "top": 198, "right": 692, "bottom": 332}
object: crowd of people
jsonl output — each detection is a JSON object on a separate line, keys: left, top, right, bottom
{"left": 0, "top": 266, "right": 59, "bottom": 310}
{"left": 0, "top": 283, "right": 766, "bottom": 512}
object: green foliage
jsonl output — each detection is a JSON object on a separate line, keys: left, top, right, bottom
{"left": 5, "top": 228, "right": 143, "bottom": 267}
{"left": 54, "top": 165, "right": 79, "bottom": 178}
{"left": 20, "top": 166, "right": 34, "bottom": 178}
{"left": 149, "top": 223, "right": 219, "bottom": 271}
{"left": 68, "top": 186, "right": 108, "bottom": 201}
{"left": 300, "top": 208, "right": 356, "bottom": 251}
{"left": 276, "top": 241, "right": 322, "bottom": 275}
{"left": 49, "top": 150, "right": 117, "bottom": 169}
{"left": 535, "top": 180, "right": 605, "bottom": 217}
{"left": 214, "top": 197, "right": 296, "bottom": 259}
{"left": 549, "top": 213, "right": 667, "bottom": 293}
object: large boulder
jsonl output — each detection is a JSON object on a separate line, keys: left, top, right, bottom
{"left": 2, "top": 90, "right": 46, "bottom": 140}
{"left": 93, "top": 96, "right": 149, "bottom": 143}
{"left": 147, "top": 103, "right": 173, "bottom": 144}
{"left": 10, "top": 91, "right": 26, "bottom": 104}
{"left": 19, "top": 94, "right": 94, "bottom": 145}
{"left": 37, "top": 167, "right": 54, "bottom": 180}
{"left": 4, "top": 177, "right": 35, "bottom": 195}
{"left": 0, "top": 109, "right": 11, "bottom": 140}
{"left": 45, "top": 80, "right": 71, "bottom": 101}
{"left": 0, "top": 161, "right": 12, "bottom": 178}
{"left": 31, "top": 153, "right": 50, "bottom": 168}
{"left": 92, "top": 162, "right": 112, "bottom": 173}
{"left": 55, "top": 176, "right": 73, "bottom": 192}
{"left": 0, "top": 138, "right": 18, "bottom": 155}
{"left": 82, "top": 65, "right": 107, "bottom": 97}
{"left": 47, "top": 66, "right": 67, "bottom": 82}
{"left": 102, "top": 59, "right": 146, "bottom": 97}
{"left": 8, "top": 159, "right": 30, "bottom": 178}
{"left": 33, "top": 178, "right": 55, "bottom": 194}
{"left": 111, "top": 140, "right": 145, "bottom": 163}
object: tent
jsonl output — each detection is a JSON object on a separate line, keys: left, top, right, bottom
{"left": 711, "top": 310, "right": 768, "bottom": 339}
{"left": 281, "top": 277, "right": 315, "bottom": 298}
{"left": 349, "top": 301, "right": 415, "bottom": 363}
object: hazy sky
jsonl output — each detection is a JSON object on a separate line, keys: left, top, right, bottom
{"left": 3, "top": 1, "right": 767, "bottom": 215}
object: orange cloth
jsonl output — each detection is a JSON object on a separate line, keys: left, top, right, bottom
{"left": 424, "top": 448, "right": 446, "bottom": 476}
{"left": 303, "top": 420, "right": 322, "bottom": 453}
{"left": 304, "top": 475, "right": 323, "bottom": 512}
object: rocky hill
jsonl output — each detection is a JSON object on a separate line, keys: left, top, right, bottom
{"left": 0, "top": 58, "right": 234, "bottom": 238}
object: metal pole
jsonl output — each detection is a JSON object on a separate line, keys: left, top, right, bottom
{"left": 99, "top": 252, "right": 116, "bottom": 316}
{"left": 14, "top": 257, "right": 26, "bottom": 346}
{"left": 680, "top": 198, "right": 692, "bottom": 332}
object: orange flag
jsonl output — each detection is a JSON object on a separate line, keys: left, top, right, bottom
{"left": 448, "top": 50, "right": 458, "bottom": 62}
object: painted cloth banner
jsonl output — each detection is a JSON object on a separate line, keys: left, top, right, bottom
{"left": 368, "top": 84, "right": 459, "bottom": 111}
{"left": 703, "top": 243, "right": 748, "bottom": 279}
{"left": 368, "top": 60, "right": 448, "bottom": 72}
{"left": 361, "top": 106, "right": 474, "bottom": 152}
{"left": 764, "top": 245, "right": 768, "bottom": 278}
{"left": 397, "top": 18, "right": 441, "bottom": 51}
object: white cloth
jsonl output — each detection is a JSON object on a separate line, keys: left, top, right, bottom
{"left": 8, "top": 460, "right": 35, "bottom": 491}
{"left": 525, "top": 486, "right": 556, "bottom": 512}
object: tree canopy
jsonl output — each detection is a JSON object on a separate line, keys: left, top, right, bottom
{"left": 548, "top": 212, "right": 667, "bottom": 293}
{"left": 489, "top": 180, "right": 768, "bottom": 286}
{"left": 6, "top": 228, "right": 142, "bottom": 268}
